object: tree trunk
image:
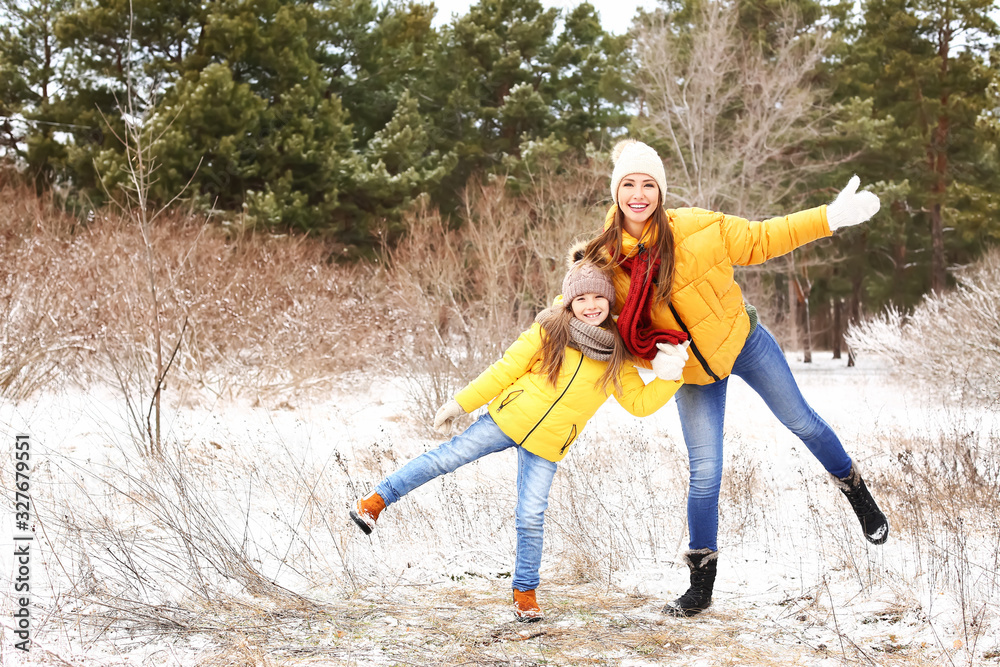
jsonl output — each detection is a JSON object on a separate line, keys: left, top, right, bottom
{"left": 832, "top": 298, "right": 843, "bottom": 360}
{"left": 793, "top": 276, "right": 812, "bottom": 363}
{"left": 929, "top": 201, "right": 946, "bottom": 292}
{"left": 847, "top": 273, "right": 862, "bottom": 368}
{"left": 929, "top": 22, "right": 951, "bottom": 293}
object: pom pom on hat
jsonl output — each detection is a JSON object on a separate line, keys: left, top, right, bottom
{"left": 610, "top": 139, "right": 667, "bottom": 205}
{"left": 611, "top": 139, "right": 633, "bottom": 164}
{"left": 565, "top": 240, "right": 589, "bottom": 268}
{"left": 562, "top": 244, "right": 615, "bottom": 308}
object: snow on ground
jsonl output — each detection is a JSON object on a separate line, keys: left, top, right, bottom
{"left": 1, "top": 352, "right": 998, "bottom": 665}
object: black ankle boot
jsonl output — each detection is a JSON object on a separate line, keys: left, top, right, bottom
{"left": 833, "top": 464, "right": 889, "bottom": 544}
{"left": 663, "top": 548, "right": 718, "bottom": 617}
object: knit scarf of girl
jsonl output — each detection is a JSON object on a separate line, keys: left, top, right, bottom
{"left": 568, "top": 317, "right": 615, "bottom": 362}
{"left": 613, "top": 220, "right": 688, "bottom": 360}
{"left": 535, "top": 308, "right": 615, "bottom": 362}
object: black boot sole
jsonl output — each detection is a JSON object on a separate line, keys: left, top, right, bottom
{"left": 662, "top": 601, "right": 711, "bottom": 617}
{"left": 864, "top": 522, "right": 889, "bottom": 545}
{"left": 349, "top": 510, "right": 373, "bottom": 535}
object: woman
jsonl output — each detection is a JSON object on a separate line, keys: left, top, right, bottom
{"left": 583, "top": 139, "right": 888, "bottom": 618}
{"left": 350, "top": 253, "right": 684, "bottom": 622}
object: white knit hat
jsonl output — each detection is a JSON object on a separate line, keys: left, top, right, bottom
{"left": 610, "top": 139, "right": 667, "bottom": 205}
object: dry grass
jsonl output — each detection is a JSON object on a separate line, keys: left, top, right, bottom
{"left": 84, "top": 580, "right": 952, "bottom": 666}
{"left": 547, "top": 423, "right": 690, "bottom": 587}
{"left": 6, "top": 380, "right": 997, "bottom": 666}
{"left": 869, "top": 424, "right": 1000, "bottom": 660}
{"left": 0, "top": 177, "right": 393, "bottom": 406}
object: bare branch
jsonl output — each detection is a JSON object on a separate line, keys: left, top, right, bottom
{"left": 633, "top": 1, "right": 831, "bottom": 216}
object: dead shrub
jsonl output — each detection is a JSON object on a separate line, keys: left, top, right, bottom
{"left": 0, "top": 180, "right": 393, "bottom": 402}
{"left": 0, "top": 180, "right": 88, "bottom": 398}
{"left": 846, "top": 246, "right": 1000, "bottom": 406}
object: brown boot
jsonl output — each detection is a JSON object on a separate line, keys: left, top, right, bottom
{"left": 512, "top": 588, "right": 543, "bottom": 623}
{"left": 349, "top": 491, "right": 385, "bottom": 535}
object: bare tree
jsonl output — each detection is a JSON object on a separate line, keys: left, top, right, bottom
{"left": 96, "top": 4, "right": 199, "bottom": 455}
{"left": 632, "top": 0, "right": 831, "bottom": 216}
{"left": 633, "top": 1, "right": 842, "bottom": 354}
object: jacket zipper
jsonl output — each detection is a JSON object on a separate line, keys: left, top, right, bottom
{"left": 559, "top": 424, "right": 578, "bottom": 455}
{"left": 518, "top": 354, "right": 584, "bottom": 446}
{"left": 496, "top": 389, "right": 523, "bottom": 411}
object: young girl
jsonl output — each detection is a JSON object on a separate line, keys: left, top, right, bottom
{"left": 582, "top": 138, "right": 888, "bottom": 617}
{"left": 350, "top": 253, "right": 684, "bottom": 622}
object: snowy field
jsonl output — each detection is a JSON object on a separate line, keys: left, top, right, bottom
{"left": 1, "top": 351, "right": 998, "bottom": 666}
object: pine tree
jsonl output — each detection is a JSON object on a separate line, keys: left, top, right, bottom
{"left": 435, "top": 0, "right": 559, "bottom": 172}
{"left": 72, "top": 0, "right": 358, "bottom": 232}
{"left": 347, "top": 90, "right": 457, "bottom": 238}
{"left": 545, "top": 2, "right": 632, "bottom": 150}
{"left": 4, "top": 0, "right": 642, "bottom": 245}
{"left": 0, "top": 0, "right": 74, "bottom": 188}
{"left": 835, "top": 0, "right": 999, "bottom": 304}
{"left": 321, "top": 0, "right": 440, "bottom": 145}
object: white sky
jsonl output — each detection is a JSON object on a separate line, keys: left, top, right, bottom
{"left": 428, "top": 0, "right": 659, "bottom": 35}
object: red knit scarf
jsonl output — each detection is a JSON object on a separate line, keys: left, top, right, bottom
{"left": 616, "top": 246, "right": 688, "bottom": 360}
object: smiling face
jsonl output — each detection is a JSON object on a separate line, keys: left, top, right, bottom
{"left": 616, "top": 173, "right": 660, "bottom": 237}
{"left": 570, "top": 293, "right": 610, "bottom": 327}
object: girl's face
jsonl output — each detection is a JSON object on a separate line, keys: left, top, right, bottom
{"left": 617, "top": 173, "right": 660, "bottom": 232}
{"left": 571, "top": 293, "right": 610, "bottom": 326}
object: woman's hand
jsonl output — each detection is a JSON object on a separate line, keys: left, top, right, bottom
{"left": 827, "top": 175, "right": 880, "bottom": 230}
{"left": 652, "top": 340, "right": 690, "bottom": 381}
{"left": 432, "top": 399, "right": 466, "bottom": 433}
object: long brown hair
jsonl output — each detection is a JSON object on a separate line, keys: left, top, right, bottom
{"left": 582, "top": 204, "right": 676, "bottom": 304}
{"left": 535, "top": 303, "right": 630, "bottom": 395}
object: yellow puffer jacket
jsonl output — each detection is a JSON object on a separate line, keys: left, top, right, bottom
{"left": 454, "top": 323, "right": 681, "bottom": 462}
{"left": 604, "top": 204, "right": 831, "bottom": 385}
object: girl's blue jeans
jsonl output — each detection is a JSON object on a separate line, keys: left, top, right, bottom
{"left": 675, "top": 324, "right": 853, "bottom": 552}
{"left": 375, "top": 412, "right": 557, "bottom": 592}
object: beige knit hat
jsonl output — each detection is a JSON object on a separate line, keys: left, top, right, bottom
{"left": 562, "top": 262, "right": 616, "bottom": 308}
{"left": 610, "top": 139, "right": 667, "bottom": 205}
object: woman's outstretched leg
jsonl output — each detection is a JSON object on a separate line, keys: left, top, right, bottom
{"left": 733, "top": 325, "right": 888, "bottom": 544}
{"left": 732, "top": 325, "right": 852, "bottom": 476}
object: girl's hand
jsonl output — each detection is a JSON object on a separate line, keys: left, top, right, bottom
{"left": 652, "top": 340, "right": 690, "bottom": 381}
{"left": 433, "top": 399, "right": 466, "bottom": 433}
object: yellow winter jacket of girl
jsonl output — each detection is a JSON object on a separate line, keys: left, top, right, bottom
{"left": 603, "top": 204, "right": 830, "bottom": 385}
{"left": 454, "top": 322, "right": 681, "bottom": 462}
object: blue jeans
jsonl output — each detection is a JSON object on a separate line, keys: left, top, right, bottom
{"left": 675, "top": 324, "right": 853, "bottom": 551}
{"left": 375, "top": 412, "right": 558, "bottom": 592}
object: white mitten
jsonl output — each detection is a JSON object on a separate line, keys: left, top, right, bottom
{"left": 827, "top": 175, "right": 880, "bottom": 230}
{"left": 432, "top": 399, "right": 466, "bottom": 433}
{"left": 651, "top": 340, "right": 690, "bottom": 381}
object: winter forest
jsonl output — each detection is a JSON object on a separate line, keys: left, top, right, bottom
{"left": 1, "top": 0, "right": 1000, "bottom": 664}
